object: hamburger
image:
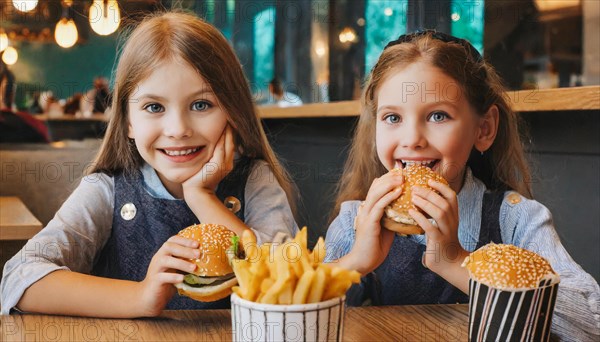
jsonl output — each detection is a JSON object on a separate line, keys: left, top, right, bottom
{"left": 174, "top": 223, "right": 240, "bottom": 302}
{"left": 462, "top": 243, "right": 559, "bottom": 290}
{"left": 381, "top": 163, "right": 448, "bottom": 235}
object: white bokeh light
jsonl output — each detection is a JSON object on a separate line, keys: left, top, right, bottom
{"left": 89, "top": 0, "right": 121, "bottom": 36}
{"left": 2, "top": 46, "right": 19, "bottom": 65}
{"left": 55, "top": 18, "right": 78, "bottom": 48}
{"left": 12, "top": 0, "right": 38, "bottom": 12}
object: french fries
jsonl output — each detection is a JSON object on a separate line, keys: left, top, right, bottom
{"left": 230, "top": 227, "right": 360, "bottom": 305}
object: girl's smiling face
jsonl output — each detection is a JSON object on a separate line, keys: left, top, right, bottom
{"left": 375, "top": 61, "right": 484, "bottom": 192}
{"left": 127, "top": 59, "right": 228, "bottom": 197}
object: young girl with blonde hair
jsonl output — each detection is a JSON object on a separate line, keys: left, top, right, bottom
{"left": 325, "top": 31, "right": 599, "bottom": 340}
{"left": 1, "top": 12, "right": 297, "bottom": 317}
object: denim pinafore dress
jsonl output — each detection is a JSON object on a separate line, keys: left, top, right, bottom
{"left": 92, "top": 157, "right": 253, "bottom": 309}
{"left": 347, "top": 191, "right": 505, "bottom": 306}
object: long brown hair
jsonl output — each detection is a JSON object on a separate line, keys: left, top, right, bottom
{"left": 332, "top": 32, "right": 532, "bottom": 219}
{"left": 90, "top": 11, "right": 296, "bottom": 210}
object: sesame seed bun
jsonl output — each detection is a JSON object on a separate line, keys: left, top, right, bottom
{"left": 177, "top": 223, "right": 236, "bottom": 277}
{"left": 382, "top": 164, "right": 448, "bottom": 235}
{"left": 462, "top": 243, "right": 560, "bottom": 291}
{"left": 174, "top": 223, "right": 238, "bottom": 302}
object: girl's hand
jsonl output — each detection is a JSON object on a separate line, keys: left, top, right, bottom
{"left": 346, "top": 169, "right": 403, "bottom": 275}
{"left": 182, "top": 125, "right": 235, "bottom": 195}
{"left": 409, "top": 180, "right": 468, "bottom": 272}
{"left": 137, "top": 235, "right": 200, "bottom": 316}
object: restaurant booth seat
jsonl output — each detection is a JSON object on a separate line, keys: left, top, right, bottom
{"left": 0, "top": 140, "right": 101, "bottom": 275}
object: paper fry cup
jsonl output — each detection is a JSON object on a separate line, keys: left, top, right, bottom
{"left": 468, "top": 278, "right": 559, "bottom": 342}
{"left": 231, "top": 293, "right": 345, "bottom": 342}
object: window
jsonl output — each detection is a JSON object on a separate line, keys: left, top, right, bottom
{"left": 365, "top": 1, "right": 407, "bottom": 72}
{"left": 451, "top": 0, "right": 484, "bottom": 54}
{"left": 253, "top": 7, "right": 276, "bottom": 100}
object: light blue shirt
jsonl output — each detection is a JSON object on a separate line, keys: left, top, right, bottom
{"left": 325, "top": 169, "right": 599, "bottom": 341}
{"left": 1, "top": 160, "right": 298, "bottom": 314}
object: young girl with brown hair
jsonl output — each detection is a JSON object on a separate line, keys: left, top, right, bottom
{"left": 325, "top": 31, "right": 599, "bottom": 340}
{"left": 1, "top": 12, "right": 297, "bottom": 317}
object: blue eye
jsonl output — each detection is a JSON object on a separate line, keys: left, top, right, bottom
{"left": 192, "top": 101, "right": 211, "bottom": 111}
{"left": 143, "top": 103, "right": 163, "bottom": 113}
{"left": 384, "top": 114, "right": 401, "bottom": 124}
{"left": 429, "top": 111, "right": 449, "bottom": 122}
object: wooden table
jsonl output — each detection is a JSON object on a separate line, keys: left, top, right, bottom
{"left": 0, "top": 197, "right": 43, "bottom": 240}
{"left": 0, "top": 305, "right": 469, "bottom": 341}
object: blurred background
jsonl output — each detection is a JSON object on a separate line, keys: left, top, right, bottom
{"left": 1, "top": 0, "right": 597, "bottom": 110}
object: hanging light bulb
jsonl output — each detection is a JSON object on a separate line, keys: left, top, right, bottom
{"left": 55, "top": 18, "right": 78, "bottom": 48}
{"left": 12, "top": 0, "right": 38, "bottom": 12}
{"left": 2, "top": 46, "right": 19, "bottom": 65}
{"left": 89, "top": 0, "right": 121, "bottom": 36}
{"left": 0, "top": 32, "right": 8, "bottom": 52}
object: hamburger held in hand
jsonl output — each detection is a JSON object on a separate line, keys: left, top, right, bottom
{"left": 381, "top": 163, "right": 449, "bottom": 235}
{"left": 174, "top": 223, "right": 240, "bottom": 302}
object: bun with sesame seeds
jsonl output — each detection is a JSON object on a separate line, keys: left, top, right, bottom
{"left": 463, "top": 243, "right": 560, "bottom": 341}
{"left": 382, "top": 164, "right": 448, "bottom": 235}
{"left": 174, "top": 223, "right": 239, "bottom": 302}
{"left": 462, "top": 243, "right": 560, "bottom": 290}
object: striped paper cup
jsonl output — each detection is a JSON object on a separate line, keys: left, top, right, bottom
{"left": 231, "top": 293, "right": 345, "bottom": 342}
{"left": 468, "top": 278, "right": 559, "bottom": 342}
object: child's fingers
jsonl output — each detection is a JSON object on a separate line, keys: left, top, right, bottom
{"left": 411, "top": 186, "right": 457, "bottom": 233}
{"left": 411, "top": 190, "right": 450, "bottom": 220}
{"left": 428, "top": 180, "right": 457, "bottom": 205}
{"left": 157, "top": 257, "right": 197, "bottom": 274}
{"left": 411, "top": 186, "right": 451, "bottom": 216}
{"left": 371, "top": 186, "right": 403, "bottom": 213}
{"left": 358, "top": 187, "right": 402, "bottom": 233}
{"left": 207, "top": 125, "right": 227, "bottom": 165}
{"left": 223, "top": 125, "right": 235, "bottom": 172}
{"left": 364, "top": 188, "right": 402, "bottom": 222}
{"left": 167, "top": 235, "right": 199, "bottom": 248}
{"left": 212, "top": 133, "right": 226, "bottom": 162}
{"left": 385, "top": 166, "right": 403, "bottom": 181}
{"left": 224, "top": 125, "right": 234, "bottom": 155}
{"left": 408, "top": 208, "right": 440, "bottom": 240}
{"left": 159, "top": 241, "right": 201, "bottom": 260}
{"left": 411, "top": 195, "right": 454, "bottom": 235}
{"left": 156, "top": 272, "right": 185, "bottom": 285}
{"left": 363, "top": 173, "right": 403, "bottom": 213}
{"left": 217, "top": 124, "right": 228, "bottom": 144}
{"left": 411, "top": 193, "right": 444, "bottom": 220}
